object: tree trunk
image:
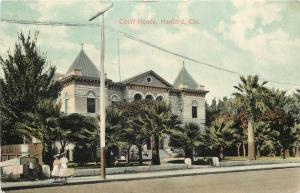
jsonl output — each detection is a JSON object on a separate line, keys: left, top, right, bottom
{"left": 281, "top": 148, "right": 285, "bottom": 159}
{"left": 127, "top": 145, "right": 131, "bottom": 164}
{"left": 60, "top": 142, "right": 66, "bottom": 153}
{"left": 296, "top": 147, "right": 300, "bottom": 157}
{"left": 247, "top": 116, "right": 256, "bottom": 160}
{"left": 137, "top": 145, "right": 143, "bottom": 165}
{"left": 219, "top": 146, "right": 224, "bottom": 160}
{"left": 256, "top": 145, "right": 260, "bottom": 158}
{"left": 236, "top": 143, "right": 241, "bottom": 157}
{"left": 151, "top": 135, "right": 160, "bottom": 165}
{"left": 90, "top": 148, "right": 94, "bottom": 162}
{"left": 284, "top": 149, "right": 290, "bottom": 159}
{"left": 185, "top": 148, "right": 194, "bottom": 164}
{"left": 106, "top": 148, "right": 113, "bottom": 167}
{"left": 242, "top": 142, "right": 246, "bottom": 158}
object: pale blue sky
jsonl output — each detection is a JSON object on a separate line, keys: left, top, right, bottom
{"left": 1, "top": 0, "right": 300, "bottom": 102}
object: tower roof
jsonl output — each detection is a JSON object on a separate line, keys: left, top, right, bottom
{"left": 66, "top": 48, "right": 99, "bottom": 78}
{"left": 173, "top": 64, "right": 199, "bottom": 89}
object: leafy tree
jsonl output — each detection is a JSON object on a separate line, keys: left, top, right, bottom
{"left": 233, "top": 112, "right": 248, "bottom": 157}
{"left": 117, "top": 100, "right": 152, "bottom": 165}
{"left": 0, "top": 32, "right": 60, "bottom": 145}
{"left": 254, "top": 121, "right": 279, "bottom": 157}
{"left": 205, "top": 98, "right": 218, "bottom": 127}
{"left": 205, "top": 97, "right": 231, "bottom": 127}
{"left": 263, "top": 90, "right": 298, "bottom": 158}
{"left": 291, "top": 124, "right": 300, "bottom": 157}
{"left": 233, "top": 75, "right": 270, "bottom": 160}
{"left": 202, "top": 118, "right": 237, "bottom": 159}
{"left": 170, "top": 123, "right": 202, "bottom": 163}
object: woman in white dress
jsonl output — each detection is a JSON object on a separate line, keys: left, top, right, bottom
{"left": 51, "top": 155, "right": 60, "bottom": 182}
{"left": 59, "top": 153, "right": 69, "bottom": 181}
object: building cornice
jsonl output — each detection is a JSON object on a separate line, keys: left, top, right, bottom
{"left": 126, "top": 83, "right": 170, "bottom": 93}
{"left": 59, "top": 75, "right": 125, "bottom": 90}
{"left": 169, "top": 88, "right": 209, "bottom": 96}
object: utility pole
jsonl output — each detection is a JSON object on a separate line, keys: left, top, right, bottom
{"left": 89, "top": 3, "right": 113, "bottom": 180}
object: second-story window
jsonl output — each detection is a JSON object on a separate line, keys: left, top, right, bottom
{"left": 87, "top": 91, "right": 96, "bottom": 113}
{"left": 192, "top": 100, "right": 198, "bottom": 118}
{"left": 64, "top": 93, "right": 69, "bottom": 114}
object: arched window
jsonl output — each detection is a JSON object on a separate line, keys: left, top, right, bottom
{"left": 134, "top": 93, "right": 142, "bottom": 101}
{"left": 192, "top": 100, "right": 198, "bottom": 118}
{"left": 156, "top": 96, "right": 164, "bottom": 101}
{"left": 111, "top": 95, "right": 120, "bottom": 106}
{"left": 145, "top": 95, "right": 154, "bottom": 100}
{"left": 87, "top": 91, "right": 96, "bottom": 113}
{"left": 64, "top": 93, "right": 69, "bottom": 114}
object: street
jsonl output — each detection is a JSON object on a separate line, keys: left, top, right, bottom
{"left": 6, "top": 168, "right": 300, "bottom": 193}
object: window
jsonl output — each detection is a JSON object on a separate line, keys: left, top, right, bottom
{"left": 134, "top": 93, "right": 142, "bottom": 101}
{"left": 146, "top": 76, "right": 152, "bottom": 83}
{"left": 64, "top": 93, "right": 69, "bottom": 114}
{"left": 145, "top": 95, "right": 154, "bottom": 100}
{"left": 111, "top": 95, "right": 120, "bottom": 106}
{"left": 156, "top": 96, "right": 164, "bottom": 101}
{"left": 192, "top": 100, "right": 198, "bottom": 118}
{"left": 87, "top": 91, "right": 96, "bottom": 113}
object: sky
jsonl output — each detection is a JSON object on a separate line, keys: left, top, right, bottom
{"left": 1, "top": 0, "right": 300, "bottom": 103}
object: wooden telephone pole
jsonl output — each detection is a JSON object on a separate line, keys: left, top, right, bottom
{"left": 89, "top": 3, "right": 113, "bottom": 179}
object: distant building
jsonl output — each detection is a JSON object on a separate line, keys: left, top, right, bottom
{"left": 57, "top": 47, "right": 208, "bottom": 158}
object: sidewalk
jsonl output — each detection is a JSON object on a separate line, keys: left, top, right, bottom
{"left": 2, "top": 162, "right": 300, "bottom": 191}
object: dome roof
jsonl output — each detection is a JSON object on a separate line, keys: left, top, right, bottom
{"left": 66, "top": 48, "right": 99, "bottom": 78}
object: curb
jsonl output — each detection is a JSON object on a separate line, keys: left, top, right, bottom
{"left": 2, "top": 163, "right": 300, "bottom": 191}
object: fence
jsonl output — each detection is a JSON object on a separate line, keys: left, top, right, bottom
{"left": 1, "top": 143, "right": 43, "bottom": 165}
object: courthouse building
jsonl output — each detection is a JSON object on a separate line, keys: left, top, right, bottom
{"left": 57, "top": 48, "right": 208, "bottom": 159}
{"left": 59, "top": 47, "right": 208, "bottom": 127}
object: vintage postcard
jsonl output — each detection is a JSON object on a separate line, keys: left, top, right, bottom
{"left": 1, "top": 1, "right": 300, "bottom": 193}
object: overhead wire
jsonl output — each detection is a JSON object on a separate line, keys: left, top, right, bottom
{"left": 1, "top": 18, "right": 299, "bottom": 87}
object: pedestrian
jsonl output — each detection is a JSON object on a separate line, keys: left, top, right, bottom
{"left": 59, "top": 152, "right": 69, "bottom": 182}
{"left": 52, "top": 154, "right": 60, "bottom": 182}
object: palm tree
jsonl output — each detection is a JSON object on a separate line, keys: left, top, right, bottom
{"left": 202, "top": 118, "right": 237, "bottom": 159}
{"left": 169, "top": 123, "right": 202, "bottom": 163}
{"left": 75, "top": 107, "right": 127, "bottom": 166}
{"left": 16, "top": 99, "right": 61, "bottom": 165}
{"left": 139, "top": 101, "right": 181, "bottom": 165}
{"left": 104, "top": 107, "right": 128, "bottom": 166}
{"left": 233, "top": 75, "right": 270, "bottom": 160}
{"left": 62, "top": 114, "right": 98, "bottom": 163}
{"left": 75, "top": 126, "right": 99, "bottom": 163}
